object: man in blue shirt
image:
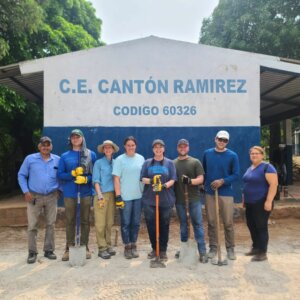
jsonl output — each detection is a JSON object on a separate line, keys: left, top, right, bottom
{"left": 18, "top": 136, "right": 60, "bottom": 264}
{"left": 203, "top": 130, "right": 240, "bottom": 260}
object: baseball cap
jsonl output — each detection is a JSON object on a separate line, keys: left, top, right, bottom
{"left": 70, "top": 129, "right": 84, "bottom": 137}
{"left": 216, "top": 130, "right": 230, "bottom": 140}
{"left": 177, "top": 139, "right": 189, "bottom": 146}
{"left": 152, "top": 139, "right": 165, "bottom": 147}
{"left": 39, "top": 136, "right": 52, "bottom": 144}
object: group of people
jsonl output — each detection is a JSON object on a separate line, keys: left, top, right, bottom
{"left": 17, "top": 129, "right": 278, "bottom": 265}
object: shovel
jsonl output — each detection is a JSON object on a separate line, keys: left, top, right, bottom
{"left": 211, "top": 189, "right": 228, "bottom": 266}
{"left": 178, "top": 184, "right": 198, "bottom": 267}
{"left": 150, "top": 175, "right": 166, "bottom": 268}
{"left": 69, "top": 189, "right": 86, "bottom": 267}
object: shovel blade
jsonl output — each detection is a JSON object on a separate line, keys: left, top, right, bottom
{"left": 150, "top": 257, "right": 166, "bottom": 268}
{"left": 178, "top": 240, "right": 198, "bottom": 268}
{"left": 69, "top": 246, "right": 86, "bottom": 267}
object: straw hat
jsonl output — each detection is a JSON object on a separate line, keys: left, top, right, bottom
{"left": 97, "top": 140, "right": 119, "bottom": 153}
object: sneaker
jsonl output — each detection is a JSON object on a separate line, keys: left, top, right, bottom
{"left": 207, "top": 248, "right": 217, "bottom": 259}
{"left": 124, "top": 245, "right": 133, "bottom": 259}
{"left": 107, "top": 247, "right": 116, "bottom": 256}
{"left": 44, "top": 251, "right": 57, "bottom": 260}
{"left": 98, "top": 249, "right": 111, "bottom": 259}
{"left": 245, "top": 248, "right": 260, "bottom": 256}
{"left": 62, "top": 250, "right": 69, "bottom": 261}
{"left": 227, "top": 248, "right": 237, "bottom": 260}
{"left": 160, "top": 251, "right": 168, "bottom": 261}
{"left": 251, "top": 253, "right": 267, "bottom": 262}
{"left": 131, "top": 244, "right": 139, "bottom": 258}
{"left": 86, "top": 249, "right": 92, "bottom": 259}
{"left": 175, "top": 250, "right": 180, "bottom": 259}
{"left": 199, "top": 253, "right": 208, "bottom": 263}
{"left": 27, "top": 252, "right": 37, "bottom": 264}
{"left": 147, "top": 250, "right": 156, "bottom": 259}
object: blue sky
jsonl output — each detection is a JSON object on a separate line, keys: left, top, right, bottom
{"left": 89, "top": 0, "right": 219, "bottom": 44}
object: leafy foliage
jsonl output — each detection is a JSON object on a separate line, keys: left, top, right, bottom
{"left": 200, "top": 0, "right": 300, "bottom": 60}
{"left": 0, "top": 0, "right": 103, "bottom": 193}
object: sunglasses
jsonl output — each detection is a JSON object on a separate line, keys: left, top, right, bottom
{"left": 217, "top": 138, "right": 229, "bottom": 143}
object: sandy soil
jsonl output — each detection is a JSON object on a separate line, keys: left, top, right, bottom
{"left": 0, "top": 217, "right": 299, "bottom": 300}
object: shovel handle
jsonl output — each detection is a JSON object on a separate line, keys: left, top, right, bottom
{"left": 155, "top": 192, "right": 160, "bottom": 257}
{"left": 214, "top": 189, "right": 222, "bottom": 262}
{"left": 184, "top": 184, "right": 191, "bottom": 239}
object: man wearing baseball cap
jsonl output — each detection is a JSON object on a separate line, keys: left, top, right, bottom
{"left": 18, "top": 137, "right": 61, "bottom": 264}
{"left": 174, "top": 139, "right": 208, "bottom": 263}
{"left": 202, "top": 130, "right": 240, "bottom": 260}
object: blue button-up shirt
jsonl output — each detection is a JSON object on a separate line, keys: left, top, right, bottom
{"left": 18, "top": 152, "right": 60, "bottom": 194}
{"left": 92, "top": 156, "right": 115, "bottom": 193}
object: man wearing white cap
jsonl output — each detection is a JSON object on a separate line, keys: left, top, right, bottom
{"left": 92, "top": 140, "right": 119, "bottom": 259}
{"left": 203, "top": 130, "right": 240, "bottom": 260}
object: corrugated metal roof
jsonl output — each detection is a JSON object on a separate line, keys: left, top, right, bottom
{"left": 261, "top": 65, "right": 300, "bottom": 124}
{"left": 0, "top": 63, "right": 43, "bottom": 102}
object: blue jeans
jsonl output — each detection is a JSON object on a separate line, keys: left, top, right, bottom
{"left": 143, "top": 204, "right": 172, "bottom": 252}
{"left": 176, "top": 201, "right": 206, "bottom": 254}
{"left": 120, "top": 199, "right": 142, "bottom": 245}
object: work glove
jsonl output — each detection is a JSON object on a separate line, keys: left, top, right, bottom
{"left": 98, "top": 199, "right": 105, "bottom": 208}
{"left": 152, "top": 182, "right": 164, "bottom": 192}
{"left": 71, "top": 166, "right": 84, "bottom": 177}
{"left": 115, "top": 195, "right": 125, "bottom": 209}
{"left": 97, "top": 193, "right": 105, "bottom": 208}
{"left": 74, "top": 175, "right": 88, "bottom": 184}
{"left": 182, "top": 175, "right": 192, "bottom": 185}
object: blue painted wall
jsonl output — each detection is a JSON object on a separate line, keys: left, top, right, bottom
{"left": 44, "top": 126, "right": 260, "bottom": 205}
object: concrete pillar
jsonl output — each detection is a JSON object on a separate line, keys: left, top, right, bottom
{"left": 283, "top": 119, "right": 293, "bottom": 185}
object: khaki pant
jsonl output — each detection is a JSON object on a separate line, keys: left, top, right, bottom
{"left": 27, "top": 191, "right": 58, "bottom": 253}
{"left": 93, "top": 192, "right": 115, "bottom": 250}
{"left": 64, "top": 196, "right": 91, "bottom": 247}
{"left": 205, "top": 194, "right": 235, "bottom": 249}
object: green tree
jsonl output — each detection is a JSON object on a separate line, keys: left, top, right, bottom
{"left": 0, "top": 0, "right": 43, "bottom": 61}
{"left": 200, "top": 0, "right": 300, "bottom": 60}
{"left": 0, "top": 0, "right": 103, "bottom": 193}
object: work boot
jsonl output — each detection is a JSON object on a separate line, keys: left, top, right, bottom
{"left": 124, "top": 244, "right": 133, "bottom": 259}
{"left": 62, "top": 250, "right": 69, "bottom": 261}
{"left": 107, "top": 247, "right": 116, "bottom": 256}
{"left": 160, "top": 251, "right": 168, "bottom": 262}
{"left": 131, "top": 243, "right": 139, "bottom": 258}
{"left": 207, "top": 247, "right": 217, "bottom": 259}
{"left": 147, "top": 249, "right": 156, "bottom": 259}
{"left": 44, "top": 251, "right": 57, "bottom": 260}
{"left": 199, "top": 252, "right": 208, "bottom": 263}
{"left": 27, "top": 251, "right": 37, "bottom": 264}
{"left": 175, "top": 250, "right": 180, "bottom": 259}
{"left": 98, "top": 249, "right": 111, "bottom": 259}
{"left": 227, "top": 248, "right": 237, "bottom": 260}
{"left": 245, "top": 248, "right": 260, "bottom": 256}
{"left": 86, "top": 247, "right": 92, "bottom": 259}
{"left": 251, "top": 252, "right": 267, "bottom": 262}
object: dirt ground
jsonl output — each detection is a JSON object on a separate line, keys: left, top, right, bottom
{"left": 0, "top": 217, "right": 299, "bottom": 300}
